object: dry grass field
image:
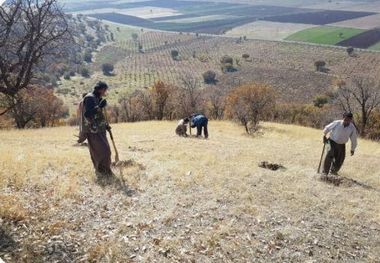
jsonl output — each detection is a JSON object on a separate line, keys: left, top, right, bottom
{"left": 329, "top": 14, "right": 380, "bottom": 29}
{"left": 224, "top": 21, "right": 316, "bottom": 40}
{"left": 1, "top": 121, "right": 379, "bottom": 262}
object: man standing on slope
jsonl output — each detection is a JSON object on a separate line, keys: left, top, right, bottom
{"left": 82, "top": 81, "right": 112, "bottom": 178}
{"left": 322, "top": 112, "right": 358, "bottom": 175}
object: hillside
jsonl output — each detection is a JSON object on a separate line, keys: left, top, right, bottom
{"left": 1, "top": 122, "right": 379, "bottom": 262}
{"left": 57, "top": 26, "right": 380, "bottom": 114}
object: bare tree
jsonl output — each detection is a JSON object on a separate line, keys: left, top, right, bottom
{"left": 0, "top": 0, "right": 71, "bottom": 118}
{"left": 205, "top": 86, "right": 225, "bottom": 120}
{"left": 337, "top": 77, "right": 380, "bottom": 135}
{"left": 150, "top": 80, "right": 171, "bottom": 120}
{"left": 177, "top": 76, "right": 202, "bottom": 117}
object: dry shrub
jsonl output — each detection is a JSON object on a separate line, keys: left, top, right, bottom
{"left": 87, "top": 241, "right": 123, "bottom": 262}
{"left": 225, "top": 82, "right": 275, "bottom": 133}
{"left": 366, "top": 110, "right": 380, "bottom": 141}
{"left": 274, "top": 103, "right": 334, "bottom": 129}
{"left": 0, "top": 194, "right": 28, "bottom": 223}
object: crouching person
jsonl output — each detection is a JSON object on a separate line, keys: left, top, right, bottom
{"left": 176, "top": 117, "right": 190, "bottom": 137}
{"left": 190, "top": 114, "right": 209, "bottom": 139}
{"left": 82, "top": 81, "right": 113, "bottom": 178}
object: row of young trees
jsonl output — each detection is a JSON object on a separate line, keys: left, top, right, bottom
{"left": 102, "top": 75, "right": 380, "bottom": 138}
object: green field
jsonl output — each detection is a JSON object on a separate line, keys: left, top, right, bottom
{"left": 286, "top": 26, "right": 365, "bottom": 45}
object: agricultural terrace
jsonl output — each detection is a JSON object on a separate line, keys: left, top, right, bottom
{"left": 58, "top": 27, "right": 380, "bottom": 114}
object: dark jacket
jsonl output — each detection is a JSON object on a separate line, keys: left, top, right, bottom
{"left": 82, "top": 92, "right": 107, "bottom": 133}
{"left": 191, "top": 114, "right": 208, "bottom": 128}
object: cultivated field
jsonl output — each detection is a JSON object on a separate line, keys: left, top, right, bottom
{"left": 263, "top": 10, "right": 375, "bottom": 25}
{"left": 62, "top": 0, "right": 380, "bottom": 47}
{"left": 58, "top": 26, "right": 380, "bottom": 114}
{"left": 286, "top": 26, "right": 365, "bottom": 45}
{"left": 1, "top": 121, "right": 379, "bottom": 262}
{"left": 337, "top": 28, "right": 380, "bottom": 49}
{"left": 329, "top": 13, "right": 380, "bottom": 29}
{"left": 225, "top": 21, "right": 317, "bottom": 41}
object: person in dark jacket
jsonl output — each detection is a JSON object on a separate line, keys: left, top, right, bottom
{"left": 190, "top": 114, "right": 209, "bottom": 139}
{"left": 81, "top": 82, "right": 112, "bottom": 177}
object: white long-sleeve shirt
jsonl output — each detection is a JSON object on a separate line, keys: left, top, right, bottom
{"left": 323, "top": 120, "right": 358, "bottom": 151}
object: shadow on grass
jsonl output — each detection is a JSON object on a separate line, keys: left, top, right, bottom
{"left": 96, "top": 159, "right": 146, "bottom": 197}
{"left": 0, "top": 225, "right": 16, "bottom": 255}
{"left": 320, "top": 174, "right": 379, "bottom": 191}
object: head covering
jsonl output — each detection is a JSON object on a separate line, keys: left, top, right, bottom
{"left": 343, "top": 112, "right": 353, "bottom": 118}
{"left": 94, "top": 81, "right": 109, "bottom": 91}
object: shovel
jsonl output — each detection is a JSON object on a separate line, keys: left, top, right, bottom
{"left": 103, "top": 109, "right": 120, "bottom": 164}
{"left": 317, "top": 142, "right": 326, "bottom": 174}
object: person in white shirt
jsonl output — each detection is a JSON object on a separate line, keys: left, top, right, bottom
{"left": 322, "top": 112, "right": 358, "bottom": 175}
{"left": 175, "top": 117, "right": 190, "bottom": 137}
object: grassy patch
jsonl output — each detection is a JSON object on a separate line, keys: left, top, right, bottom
{"left": 286, "top": 26, "right": 365, "bottom": 45}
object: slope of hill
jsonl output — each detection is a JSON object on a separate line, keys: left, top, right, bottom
{"left": 57, "top": 26, "right": 380, "bottom": 115}
{"left": 1, "top": 122, "right": 379, "bottom": 261}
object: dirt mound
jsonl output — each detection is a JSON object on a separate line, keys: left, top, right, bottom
{"left": 259, "top": 161, "right": 285, "bottom": 171}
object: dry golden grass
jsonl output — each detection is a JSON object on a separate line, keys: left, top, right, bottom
{"left": 0, "top": 121, "right": 379, "bottom": 262}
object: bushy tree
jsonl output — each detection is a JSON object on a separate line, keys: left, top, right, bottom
{"left": 221, "top": 55, "right": 235, "bottom": 72}
{"left": 84, "top": 50, "right": 93, "bottom": 63}
{"left": 313, "top": 95, "right": 330, "bottom": 108}
{"left": 221, "top": 55, "right": 233, "bottom": 65}
{"left": 81, "top": 68, "right": 90, "bottom": 78}
{"left": 171, "top": 50, "right": 179, "bottom": 60}
{"left": 132, "top": 33, "right": 139, "bottom": 41}
{"left": 314, "top": 60, "right": 326, "bottom": 72}
{"left": 150, "top": 81, "right": 172, "bottom": 120}
{"left": 5, "top": 85, "right": 67, "bottom": 128}
{"left": 102, "top": 63, "right": 114, "bottom": 76}
{"left": 203, "top": 71, "right": 217, "bottom": 84}
{"left": 225, "top": 83, "right": 276, "bottom": 133}
{"left": 346, "top": 47, "right": 354, "bottom": 56}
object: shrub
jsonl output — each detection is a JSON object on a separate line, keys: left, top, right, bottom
{"left": 202, "top": 70, "right": 217, "bottom": 84}
{"left": 81, "top": 68, "right": 90, "bottom": 78}
{"left": 313, "top": 95, "right": 329, "bottom": 108}
{"left": 131, "top": 33, "right": 139, "bottom": 41}
{"left": 63, "top": 74, "right": 71, "bottom": 80}
{"left": 314, "top": 60, "right": 326, "bottom": 72}
{"left": 102, "top": 63, "right": 114, "bottom": 76}
{"left": 171, "top": 50, "right": 179, "bottom": 60}
{"left": 221, "top": 55, "right": 233, "bottom": 65}
{"left": 84, "top": 50, "right": 92, "bottom": 63}
{"left": 225, "top": 83, "right": 276, "bottom": 133}
{"left": 346, "top": 47, "right": 354, "bottom": 56}
{"left": 221, "top": 55, "right": 235, "bottom": 72}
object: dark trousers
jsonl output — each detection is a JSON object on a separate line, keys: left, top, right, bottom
{"left": 87, "top": 131, "right": 112, "bottom": 176}
{"left": 323, "top": 140, "right": 346, "bottom": 174}
{"left": 196, "top": 121, "right": 208, "bottom": 138}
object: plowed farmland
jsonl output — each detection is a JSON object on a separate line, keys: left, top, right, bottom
{"left": 263, "top": 10, "right": 375, "bottom": 25}
{"left": 337, "top": 28, "right": 380, "bottom": 49}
